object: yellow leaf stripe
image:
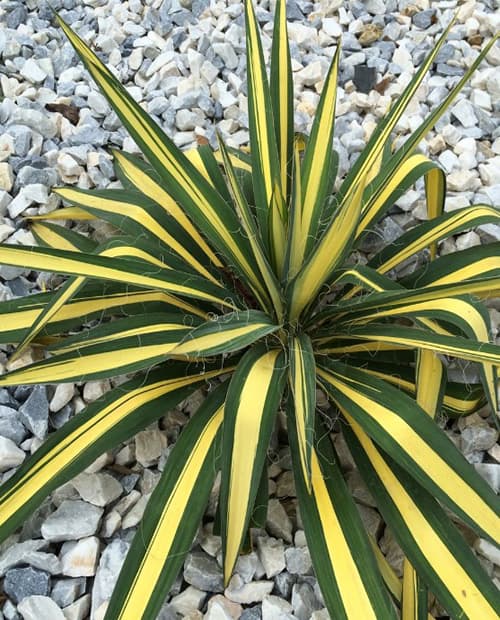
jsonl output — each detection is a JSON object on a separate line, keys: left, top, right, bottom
{"left": 424, "top": 167, "right": 445, "bottom": 260}
{"left": 349, "top": 297, "right": 495, "bottom": 412}
{"left": 225, "top": 348, "right": 280, "bottom": 578}
{"left": 0, "top": 370, "right": 223, "bottom": 521}
{"left": 290, "top": 337, "right": 314, "bottom": 492}
{"left": 290, "top": 176, "right": 366, "bottom": 321}
{"left": 117, "top": 406, "right": 224, "bottom": 620}
{"left": 287, "top": 141, "right": 304, "bottom": 279}
{"left": 416, "top": 349, "right": 443, "bottom": 419}
{"left": 349, "top": 419, "right": 499, "bottom": 620}
{"left": 317, "top": 367, "right": 500, "bottom": 541}
{"left": 354, "top": 365, "right": 484, "bottom": 417}
{"left": 373, "top": 206, "right": 500, "bottom": 276}
{"left": 310, "top": 448, "right": 378, "bottom": 620}
{"left": 297, "top": 44, "right": 341, "bottom": 266}
{"left": 29, "top": 207, "right": 95, "bottom": 221}
{"left": 356, "top": 154, "right": 430, "bottom": 237}
{"left": 338, "top": 327, "right": 500, "bottom": 367}
{"left": 423, "top": 258, "right": 500, "bottom": 288}
{"left": 112, "top": 150, "right": 221, "bottom": 267}
{"left": 245, "top": 0, "right": 277, "bottom": 211}
{"left": 51, "top": 321, "right": 188, "bottom": 355}
{"left": 171, "top": 323, "right": 272, "bottom": 357}
{"left": 54, "top": 187, "right": 219, "bottom": 284}
{"left": 0, "top": 336, "right": 186, "bottom": 385}
{"left": 275, "top": 0, "right": 291, "bottom": 194}
{"left": 31, "top": 222, "right": 90, "bottom": 252}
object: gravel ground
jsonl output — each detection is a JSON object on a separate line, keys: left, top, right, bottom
{"left": 0, "top": 0, "right": 499, "bottom": 618}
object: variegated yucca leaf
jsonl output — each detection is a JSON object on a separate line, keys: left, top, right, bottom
{"left": 0, "top": 1, "right": 498, "bottom": 619}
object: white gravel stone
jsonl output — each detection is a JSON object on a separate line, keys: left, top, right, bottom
{"left": 121, "top": 492, "right": 151, "bottom": 529}
{"left": 20, "top": 59, "right": 48, "bottom": 84}
{"left": 87, "top": 92, "right": 109, "bottom": 115}
{"left": 447, "top": 170, "right": 480, "bottom": 192}
{"left": 0, "top": 436, "right": 25, "bottom": 471}
{"left": 61, "top": 594, "right": 91, "bottom": 620}
{"left": 266, "top": 498, "right": 293, "bottom": 542}
{"left": 170, "top": 586, "right": 206, "bottom": 616}
{"left": 262, "top": 594, "right": 294, "bottom": 620}
{"left": 71, "top": 472, "right": 123, "bottom": 507}
{"left": 479, "top": 159, "right": 500, "bottom": 186}
{"left": 41, "top": 500, "right": 104, "bottom": 542}
{"left": 91, "top": 539, "right": 129, "bottom": 618}
{"left": 257, "top": 537, "right": 286, "bottom": 578}
{"left": 212, "top": 43, "right": 239, "bottom": 70}
{"left": 451, "top": 99, "right": 478, "bottom": 128}
{"left": 204, "top": 595, "right": 242, "bottom": 620}
{"left": 135, "top": 429, "right": 167, "bottom": 467}
{"left": 456, "top": 231, "right": 481, "bottom": 251}
{"left": 0, "top": 540, "right": 59, "bottom": 577}
{"left": 50, "top": 383, "right": 75, "bottom": 413}
{"left": 322, "top": 18, "right": 342, "bottom": 38}
{"left": 438, "top": 150, "right": 459, "bottom": 173}
{"left": 61, "top": 536, "right": 100, "bottom": 577}
{"left": 474, "top": 539, "right": 500, "bottom": 567}
{"left": 225, "top": 574, "right": 274, "bottom": 604}
{"left": 57, "top": 153, "right": 84, "bottom": 178}
{"left": 18, "top": 596, "right": 65, "bottom": 620}
{"left": 0, "top": 163, "right": 13, "bottom": 192}
{"left": 83, "top": 380, "right": 110, "bottom": 402}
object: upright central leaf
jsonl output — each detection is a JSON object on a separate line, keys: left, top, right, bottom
{"left": 245, "top": 0, "right": 285, "bottom": 270}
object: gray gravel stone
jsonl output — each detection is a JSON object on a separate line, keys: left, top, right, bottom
{"left": 412, "top": 9, "right": 436, "bottom": 29}
{"left": 90, "top": 538, "right": 129, "bottom": 617}
{"left": 41, "top": 500, "right": 104, "bottom": 542}
{"left": 285, "top": 546, "right": 312, "bottom": 575}
{"left": 0, "top": 539, "right": 59, "bottom": 577}
{"left": 0, "top": 406, "right": 27, "bottom": 445}
{"left": 3, "top": 567, "right": 51, "bottom": 604}
{"left": 461, "top": 425, "right": 499, "bottom": 453}
{"left": 19, "top": 386, "right": 49, "bottom": 440}
{"left": 17, "top": 596, "right": 65, "bottom": 620}
{"left": 291, "top": 582, "right": 321, "bottom": 620}
{"left": 183, "top": 550, "right": 224, "bottom": 592}
{"left": 0, "top": 436, "right": 25, "bottom": 472}
{"left": 51, "top": 577, "right": 87, "bottom": 608}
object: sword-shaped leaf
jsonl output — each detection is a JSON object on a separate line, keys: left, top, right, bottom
{"left": 0, "top": 244, "right": 237, "bottom": 309}
{"left": 288, "top": 404, "right": 398, "bottom": 620}
{"left": 0, "top": 284, "right": 195, "bottom": 344}
{"left": 288, "top": 334, "right": 316, "bottom": 490}
{"left": 244, "top": 0, "right": 283, "bottom": 255}
{"left": 220, "top": 345, "right": 286, "bottom": 580}
{"left": 270, "top": 0, "right": 293, "bottom": 203}
{"left": 297, "top": 43, "right": 341, "bottom": 263}
{"left": 31, "top": 221, "right": 98, "bottom": 253}
{"left": 318, "top": 361, "right": 500, "bottom": 544}
{"left": 217, "top": 135, "right": 282, "bottom": 316}
{"left": 0, "top": 314, "right": 192, "bottom": 384}
{"left": 368, "top": 206, "right": 500, "bottom": 275}
{"left": 0, "top": 364, "right": 226, "bottom": 541}
{"left": 289, "top": 175, "right": 366, "bottom": 321}
{"left": 344, "top": 422, "right": 500, "bottom": 619}
{"left": 105, "top": 385, "right": 227, "bottom": 620}
{"left": 171, "top": 310, "right": 279, "bottom": 358}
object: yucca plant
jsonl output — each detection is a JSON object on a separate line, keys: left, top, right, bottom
{"left": 0, "top": 1, "right": 499, "bottom": 617}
